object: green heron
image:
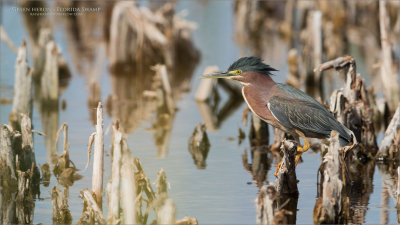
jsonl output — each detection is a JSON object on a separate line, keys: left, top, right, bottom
{"left": 202, "top": 57, "right": 354, "bottom": 175}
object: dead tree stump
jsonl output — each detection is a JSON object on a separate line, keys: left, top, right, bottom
{"left": 78, "top": 189, "right": 106, "bottom": 224}
{"left": 120, "top": 139, "right": 137, "bottom": 224}
{"left": 1, "top": 114, "right": 40, "bottom": 224}
{"left": 376, "top": 105, "right": 400, "bottom": 160}
{"left": 256, "top": 140, "right": 299, "bottom": 224}
{"left": 92, "top": 102, "right": 104, "bottom": 208}
{"left": 10, "top": 41, "right": 32, "bottom": 131}
{"left": 314, "top": 131, "right": 345, "bottom": 224}
{"left": 51, "top": 186, "right": 72, "bottom": 224}
{"left": 0, "top": 125, "right": 17, "bottom": 190}
{"left": 0, "top": 125, "right": 17, "bottom": 224}
{"left": 275, "top": 140, "right": 298, "bottom": 196}
{"left": 316, "top": 55, "right": 377, "bottom": 153}
{"left": 314, "top": 56, "right": 380, "bottom": 223}
{"left": 379, "top": 0, "right": 399, "bottom": 112}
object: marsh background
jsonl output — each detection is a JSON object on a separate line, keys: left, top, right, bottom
{"left": 1, "top": 0, "right": 399, "bottom": 224}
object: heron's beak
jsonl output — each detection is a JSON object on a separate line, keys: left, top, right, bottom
{"left": 201, "top": 71, "right": 240, "bottom": 79}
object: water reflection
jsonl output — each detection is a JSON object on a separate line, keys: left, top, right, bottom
{"left": 54, "top": 1, "right": 109, "bottom": 77}
{"left": 377, "top": 161, "right": 400, "bottom": 224}
{"left": 38, "top": 102, "right": 59, "bottom": 164}
{"left": 196, "top": 79, "right": 243, "bottom": 131}
{"left": 104, "top": 2, "right": 200, "bottom": 156}
{"left": 106, "top": 67, "right": 160, "bottom": 133}
{"left": 54, "top": 0, "right": 109, "bottom": 124}
{"left": 104, "top": 2, "right": 200, "bottom": 152}
{"left": 40, "top": 163, "right": 50, "bottom": 187}
{"left": 188, "top": 123, "right": 210, "bottom": 169}
{"left": 242, "top": 147, "right": 271, "bottom": 188}
{"left": 314, "top": 142, "right": 377, "bottom": 224}
{"left": 152, "top": 107, "right": 176, "bottom": 158}
{"left": 105, "top": 66, "right": 198, "bottom": 157}
{"left": 344, "top": 147, "right": 375, "bottom": 224}
{"left": 19, "top": 0, "right": 72, "bottom": 166}
{"left": 19, "top": 0, "right": 50, "bottom": 78}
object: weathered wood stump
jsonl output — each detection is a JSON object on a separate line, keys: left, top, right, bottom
{"left": 0, "top": 114, "right": 40, "bottom": 224}
{"left": 92, "top": 102, "right": 104, "bottom": 208}
{"left": 51, "top": 186, "right": 72, "bottom": 224}
{"left": 77, "top": 189, "right": 106, "bottom": 224}
{"left": 376, "top": 105, "right": 400, "bottom": 160}
{"left": 0, "top": 125, "right": 17, "bottom": 224}
{"left": 375, "top": 105, "right": 400, "bottom": 220}
{"left": 275, "top": 140, "right": 298, "bottom": 196}
{"left": 314, "top": 131, "right": 346, "bottom": 224}
{"left": 257, "top": 140, "right": 298, "bottom": 225}
{"left": 53, "top": 123, "right": 81, "bottom": 188}
{"left": 10, "top": 41, "right": 32, "bottom": 131}
{"left": 316, "top": 55, "right": 377, "bottom": 153}
{"left": 312, "top": 56, "right": 381, "bottom": 224}
{"left": 0, "top": 125, "right": 17, "bottom": 190}
{"left": 108, "top": 122, "right": 123, "bottom": 224}
{"left": 379, "top": 0, "right": 399, "bottom": 112}
{"left": 120, "top": 138, "right": 137, "bottom": 224}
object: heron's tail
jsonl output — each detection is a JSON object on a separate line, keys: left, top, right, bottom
{"left": 338, "top": 125, "right": 357, "bottom": 147}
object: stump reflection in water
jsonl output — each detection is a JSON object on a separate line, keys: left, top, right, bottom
{"left": 105, "top": 61, "right": 197, "bottom": 157}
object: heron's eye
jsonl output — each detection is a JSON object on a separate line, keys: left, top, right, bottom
{"left": 236, "top": 70, "right": 242, "bottom": 75}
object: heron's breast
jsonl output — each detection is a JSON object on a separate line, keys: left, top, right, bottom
{"left": 242, "top": 86, "right": 277, "bottom": 126}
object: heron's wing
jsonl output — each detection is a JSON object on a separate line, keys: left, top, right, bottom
{"left": 276, "top": 83, "right": 329, "bottom": 113}
{"left": 268, "top": 96, "right": 339, "bottom": 136}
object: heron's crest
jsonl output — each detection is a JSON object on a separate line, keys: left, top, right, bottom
{"left": 228, "top": 57, "right": 277, "bottom": 75}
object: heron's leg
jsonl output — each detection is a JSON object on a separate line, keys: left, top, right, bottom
{"left": 294, "top": 131, "right": 310, "bottom": 166}
{"left": 274, "top": 161, "right": 282, "bottom": 177}
{"left": 274, "top": 132, "right": 311, "bottom": 176}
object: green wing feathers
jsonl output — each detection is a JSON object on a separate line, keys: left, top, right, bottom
{"left": 268, "top": 96, "right": 353, "bottom": 145}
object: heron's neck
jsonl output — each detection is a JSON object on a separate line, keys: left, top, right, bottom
{"left": 241, "top": 72, "right": 276, "bottom": 105}
{"left": 249, "top": 72, "right": 276, "bottom": 89}
{"left": 233, "top": 71, "right": 276, "bottom": 88}
{"left": 241, "top": 73, "right": 277, "bottom": 124}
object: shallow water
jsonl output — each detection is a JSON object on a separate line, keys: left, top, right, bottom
{"left": 0, "top": 1, "right": 398, "bottom": 224}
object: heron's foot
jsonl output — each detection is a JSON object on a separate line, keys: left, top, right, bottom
{"left": 295, "top": 144, "right": 310, "bottom": 166}
{"left": 295, "top": 152, "right": 302, "bottom": 167}
{"left": 275, "top": 143, "right": 310, "bottom": 176}
{"left": 274, "top": 161, "right": 282, "bottom": 177}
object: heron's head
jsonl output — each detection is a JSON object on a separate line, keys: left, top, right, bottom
{"left": 202, "top": 56, "right": 277, "bottom": 85}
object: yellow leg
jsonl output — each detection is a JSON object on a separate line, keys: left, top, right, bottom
{"left": 274, "top": 131, "right": 310, "bottom": 177}
{"left": 294, "top": 131, "right": 310, "bottom": 167}
{"left": 274, "top": 161, "right": 282, "bottom": 177}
